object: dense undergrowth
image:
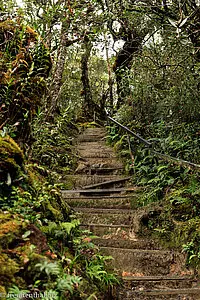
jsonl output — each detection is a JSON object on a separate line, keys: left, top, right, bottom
{"left": 106, "top": 106, "right": 200, "bottom": 273}
{"left": 0, "top": 17, "right": 119, "bottom": 299}
{"left": 0, "top": 113, "right": 120, "bottom": 300}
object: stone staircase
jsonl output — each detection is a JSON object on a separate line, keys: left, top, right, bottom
{"left": 62, "top": 127, "right": 200, "bottom": 299}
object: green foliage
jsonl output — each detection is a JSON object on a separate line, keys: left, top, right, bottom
{"left": 107, "top": 114, "right": 200, "bottom": 270}
{"left": 7, "top": 286, "right": 29, "bottom": 299}
{"left": 32, "top": 107, "right": 78, "bottom": 177}
{"left": 183, "top": 240, "right": 200, "bottom": 269}
{"left": 0, "top": 18, "right": 51, "bottom": 145}
{"left": 85, "top": 254, "right": 119, "bottom": 288}
{"left": 56, "top": 274, "right": 82, "bottom": 294}
{"left": 35, "top": 261, "right": 61, "bottom": 277}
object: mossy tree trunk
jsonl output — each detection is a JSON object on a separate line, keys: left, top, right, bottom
{"left": 81, "top": 36, "right": 94, "bottom": 119}
{"left": 113, "top": 29, "right": 144, "bottom": 109}
{"left": 47, "top": 24, "right": 81, "bottom": 117}
{"left": 80, "top": 36, "right": 105, "bottom": 120}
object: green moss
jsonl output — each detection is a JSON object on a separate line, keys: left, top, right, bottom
{"left": 0, "top": 19, "right": 52, "bottom": 145}
{"left": 23, "top": 252, "right": 47, "bottom": 282}
{"left": 0, "top": 286, "right": 6, "bottom": 300}
{"left": 0, "top": 212, "right": 26, "bottom": 248}
{"left": 42, "top": 195, "right": 70, "bottom": 221}
{"left": 0, "top": 136, "right": 24, "bottom": 168}
{"left": 0, "top": 137, "right": 24, "bottom": 190}
{"left": 45, "top": 200, "right": 63, "bottom": 221}
{"left": 0, "top": 253, "right": 20, "bottom": 286}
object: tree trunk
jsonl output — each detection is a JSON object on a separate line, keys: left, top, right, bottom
{"left": 105, "top": 31, "right": 114, "bottom": 111}
{"left": 47, "top": 26, "right": 68, "bottom": 116}
{"left": 81, "top": 36, "right": 93, "bottom": 119}
{"left": 113, "top": 32, "right": 143, "bottom": 109}
{"left": 80, "top": 37, "right": 106, "bottom": 121}
{"left": 47, "top": 24, "right": 81, "bottom": 118}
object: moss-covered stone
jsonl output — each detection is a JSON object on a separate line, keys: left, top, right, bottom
{"left": 0, "top": 212, "right": 26, "bottom": 248}
{"left": 0, "top": 136, "right": 24, "bottom": 179}
{"left": 0, "top": 253, "right": 20, "bottom": 284}
{"left": 41, "top": 193, "right": 71, "bottom": 221}
{"left": 0, "top": 286, "right": 6, "bottom": 300}
{"left": 0, "top": 212, "right": 52, "bottom": 289}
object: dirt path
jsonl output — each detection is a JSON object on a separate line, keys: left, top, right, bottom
{"left": 62, "top": 127, "right": 200, "bottom": 299}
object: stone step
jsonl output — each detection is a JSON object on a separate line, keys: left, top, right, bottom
{"left": 80, "top": 128, "right": 106, "bottom": 134}
{"left": 61, "top": 187, "right": 137, "bottom": 197}
{"left": 75, "top": 208, "right": 135, "bottom": 225}
{"left": 117, "top": 288, "right": 200, "bottom": 300}
{"left": 101, "top": 247, "right": 173, "bottom": 275}
{"left": 74, "top": 159, "right": 124, "bottom": 173}
{"left": 65, "top": 195, "right": 132, "bottom": 208}
{"left": 77, "top": 133, "right": 106, "bottom": 142}
{"left": 80, "top": 223, "right": 132, "bottom": 237}
{"left": 93, "top": 238, "right": 161, "bottom": 250}
{"left": 82, "top": 176, "right": 131, "bottom": 190}
{"left": 74, "top": 163, "right": 124, "bottom": 175}
{"left": 80, "top": 157, "right": 123, "bottom": 167}
{"left": 77, "top": 149, "right": 116, "bottom": 158}
{"left": 85, "top": 166, "right": 124, "bottom": 175}
{"left": 62, "top": 175, "right": 125, "bottom": 188}
{"left": 77, "top": 141, "right": 112, "bottom": 151}
{"left": 75, "top": 207, "right": 134, "bottom": 213}
{"left": 122, "top": 275, "right": 199, "bottom": 290}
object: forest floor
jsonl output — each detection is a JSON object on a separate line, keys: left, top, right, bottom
{"left": 62, "top": 127, "right": 200, "bottom": 300}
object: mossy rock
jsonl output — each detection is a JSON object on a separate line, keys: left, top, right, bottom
{"left": 41, "top": 192, "right": 71, "bottom": 221}
{"left": 0, "top": 212, "right": 26, "bottom": 248}
{"left": 0, "top": 286, "right": 6, "bottom": 300}
{"left": 0, "top": 136, "right": 24, "bottom": 177}
{"left": 0, "top": 212, "right": 52, "bottom": 289}
{"left": 22, "top": 252, "right": 49, "bottom": 283}
{"left": 0, "top": 253, "right": 20, "bottom": 283}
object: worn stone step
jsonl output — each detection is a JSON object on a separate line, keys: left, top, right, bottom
{"left": 93, "top": 238, "right": 161, "bottom": 250}
{"left": 82, "top": 177, "right": 131, "bottom": 190}
{"left": 61, "top": 187, "right": 137, "bottom": 197}
{"left": 74, "top": 159, "right": 124, "bottom": 173}
{"left": 77, "top": 133, "right": 106, "bottom": 142}
{"left": 77, "top": 143, "right": 115, "bottom": 157}
{"left": 85, "top": 166, "right": 124, "bottom": 175}
{"left": 80, "top": 128, "right": 106, "bottom": 134}
{"left": 122, "top": 275, "right": 198, "bottom": 290}
{"left": 74, "top": 163, "right": 124, "bottom": 175}
{"left": 75, "top": 208, "right": 135, "bottom": 225}
{"left": 100, "top": 247, "right": 173, "bottom": 275}
{"left": 117, "top": 288, "right": 200, "bottom": 300}
{"left": 65, "top": 195, "right": 132, "bottom": 208}
{"left": 80, "top": 157, "right": 123, "bottom": 167}
{"left": 77, "top": 141, "right": 112, "bottom": 150}
{"left": 77, "top": 149, "right": 116, "bottom": 158}
{"left": 75, "top": 207, "right": 134, "bottom": 213}
{"left": 62, "top": 175, "right": 124, "bottom": 188}
{"left": 80, "top": 224, "right": 132, "bottom": 237}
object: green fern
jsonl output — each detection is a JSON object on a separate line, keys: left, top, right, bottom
{"left": 39, "top": 289, "right": 59, "bottom": 300}
{"left": 56, "top": 274, "right": 82, "bottom": 294}
{"left": 35, "top": 260, "right": 61, "bottom": 277}
{"left": 7, "top": 286, "right": 29, "bottom": 299}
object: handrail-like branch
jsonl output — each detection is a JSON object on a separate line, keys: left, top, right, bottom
{"left": 107, "top": 114, "right": 152, "bottom": 147}
{"left": 152, "top": 150, "right": 200, "bottom": 169}
{"left": 106, "top": 111, "right": 200, "bottom": 170}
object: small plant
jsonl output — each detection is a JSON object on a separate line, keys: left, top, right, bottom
{"left": 85, "top": 254, "right": 119, "bottom": 289}
{"left": 56, "top": 274, "right": 82, "bottom": 294}
{"left": 182, "top": 241, "right": 200, "bottom": 269}
{"left": 7, "top": 286, "right": 30, "bottom": 299}
{"left": 35, "top": 260, "right": 61, "bottom": 277}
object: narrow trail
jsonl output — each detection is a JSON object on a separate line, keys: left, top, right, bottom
{"left": 62, "top": 127, "right": 200, "bottom": 299}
